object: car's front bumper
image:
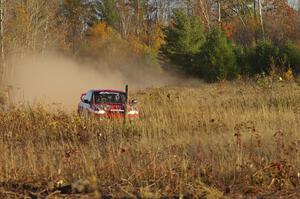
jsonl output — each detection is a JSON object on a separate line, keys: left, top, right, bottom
{"left": 93, "top": 112, "right": 139, "bottom": 119}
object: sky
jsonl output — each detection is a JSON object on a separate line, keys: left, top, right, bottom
{"left": 289, "top": 0, "right": 299, "bottom": 9}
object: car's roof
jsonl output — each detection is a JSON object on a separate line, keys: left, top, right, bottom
{"left": 92, "top": 89, "right": 125, "bottom": 93}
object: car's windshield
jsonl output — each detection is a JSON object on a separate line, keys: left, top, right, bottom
{"left": 94, "top": 92, "right": 126, "bottom": 104}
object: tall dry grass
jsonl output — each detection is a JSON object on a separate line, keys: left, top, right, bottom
{"left": 0, "top": 82, "right": 300, "bottom": 198}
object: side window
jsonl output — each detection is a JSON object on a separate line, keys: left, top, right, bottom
{"left": 84, "top": 91, "right": 93, "bottom": 102}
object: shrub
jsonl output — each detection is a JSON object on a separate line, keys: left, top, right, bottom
{"left": 281, "top": 41, "right": 300, "bottom": 73}
{"left": 234, "top": 40, "right": 300, "bottom": 77}
{"left": 252, "top": 40, "right": 280, "bottom": 74}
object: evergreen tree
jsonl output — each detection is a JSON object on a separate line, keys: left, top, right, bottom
{"left": 163, "top": 9, "right": 205, "bottom": 71}
{"left": 234, "top": 44, "right": 255, "bottom": 75}
{"left": 282, "top": 41, "right": 300, "bottom": 73}
{"left": 197, "top": 28, "right": 237, "bottom": 81}
{"left": 253, "top": 40, "right": 279, "bottom": 74}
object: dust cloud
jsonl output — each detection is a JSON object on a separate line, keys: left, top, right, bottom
{"left": 5, "top": 53, "right": 181, "bottom": 110}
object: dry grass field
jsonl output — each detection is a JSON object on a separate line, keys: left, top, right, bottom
{"left": 0, "top": 81, "right": 300, "bottom": 198}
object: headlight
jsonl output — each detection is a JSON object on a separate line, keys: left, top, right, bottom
{"left": 127, "top": 110, "right": 139, "bottom": 115}
{"left": 104, "top": 105, "right": 110, "bottom": 111}
{"left": 96, "top": 110, "right": 106, "bottom": 114}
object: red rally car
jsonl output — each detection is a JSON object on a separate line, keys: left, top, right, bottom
{"left": 77, "top": 89, "right": 139, "bottom": 119}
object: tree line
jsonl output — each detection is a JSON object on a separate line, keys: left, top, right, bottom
{"left": 0, "top": 0, "right": 300, "bottom": 82}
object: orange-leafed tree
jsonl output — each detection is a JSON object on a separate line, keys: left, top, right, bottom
{"left": 83, "top": 21, "right": 116, "bottom": 59}
{"left": 263, "top": 0, "right": 299, "bottom": 44}
{"left": 127, "top": 27, "right": 164, "bottom": 62}
{"left": 90, "top": 22, "right": 113, "bottom": 42}
{"left": 222, "top": 22, "right": 235, "bottom": 40}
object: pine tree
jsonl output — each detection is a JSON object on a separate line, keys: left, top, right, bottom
{"left": 197, "top": 28, "right": 237, "bottom": 81}
{"left": 253, "top": 40, "right": 279, "bottom": 74}
{"left": 163, "top": 9, "right": 205, "bottom": 70}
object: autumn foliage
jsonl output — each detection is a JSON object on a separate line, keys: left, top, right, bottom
{"left": 1, "top": 0, "right": 300, "bottom": 80}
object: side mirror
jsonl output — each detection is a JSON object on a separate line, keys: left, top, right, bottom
{"left": 80, "top": 93, "right": 86, "bottom": 102}
{"left": 84, "top": 99, "right": 90, "bottom": 104}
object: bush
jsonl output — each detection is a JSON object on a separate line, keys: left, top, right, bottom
{"left": 234, "top": 40, "right": 300, "bottom": 77}
{"left": 195, "top": 28, "right": 238, "bottom": 82}
{"left": 252, "top": 40, "right": 279, "bottom": 74}
{"left": 281, "top": 41, "right": 300, "bottom": 73}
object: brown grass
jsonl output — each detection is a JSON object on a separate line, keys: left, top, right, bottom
{"left": 0, "top": 81, "right": 300, "bottom": 198}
